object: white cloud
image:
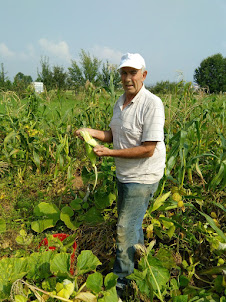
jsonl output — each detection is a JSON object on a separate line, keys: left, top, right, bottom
{"left": 0, "top": 43, "right": 15, "bottom": 57}
{"left": 27, "top": 44, "right": 36, "bottom": 59}
{"left": 39, "top": 38, "right": 72, "bottom": 63}
{"left": 91, "top": 45, "right": 123, "bottom": 65}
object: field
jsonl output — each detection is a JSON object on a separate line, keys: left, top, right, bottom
{"left": 0, "top": 84, "right": 225, "bottom": 302}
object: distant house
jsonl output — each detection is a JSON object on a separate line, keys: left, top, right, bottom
{"left": 192, "top": 84, "right": 200, "bottom": 91}
{"left": 32, "top": 82, "right": 44, "bottom": 93}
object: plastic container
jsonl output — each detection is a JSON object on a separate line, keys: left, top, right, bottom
{"left": 39, "top": 233, "right": 77, "bottom": 275}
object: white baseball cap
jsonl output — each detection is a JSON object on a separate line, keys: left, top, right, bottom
{"left": 118, "top": 53, "right": 146, "bottom": 70}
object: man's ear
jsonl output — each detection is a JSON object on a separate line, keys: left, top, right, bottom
{"left": 143, "top": 70, "right": 147, "bottom": 80}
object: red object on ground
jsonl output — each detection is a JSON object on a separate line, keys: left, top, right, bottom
{"left": 39, "top": 233, "right": 77, "bottom": 275}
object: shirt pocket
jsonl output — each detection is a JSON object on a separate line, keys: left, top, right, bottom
{"left": 120, "top": 126, "right": 142, "bottom": 147}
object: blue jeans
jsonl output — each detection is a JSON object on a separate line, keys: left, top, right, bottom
{"left": 113, "top": 180, "right": 159, "bottom": 288}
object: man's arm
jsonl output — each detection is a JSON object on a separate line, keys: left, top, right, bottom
{"left": 94, "top": 141, "right": 157, "bottom": 158}
{"left": 75, "top": 128, "right": 113, "bottom": 143}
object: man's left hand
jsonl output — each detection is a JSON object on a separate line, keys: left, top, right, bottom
{"left": 93, "top": 145, "right": 112, "bottom": 157}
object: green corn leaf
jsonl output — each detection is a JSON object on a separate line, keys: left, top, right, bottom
{"left": 3, "top": 131, "right": 18, "bottom": 149}
{"left": 33, "top": 150, "right": 41, "bottom": 170}
{"left": 199, "top": 265, "right": 226, "bottom": 275}
{"left": 149, "top": 191, "right": 171, "bottom": 213}
{"left": 166, "top": 155, "right": 177, "bottom": 176}
{"left": 209, "top": 161, "right": 226, "bottom": 190}
{"left": 211, "top": 200, "right": 226, "bottom": 213}
{"left": 55, "top": 143, "right": 65, "bottom": 163}
{"left": 198, "top": 210, "right": 226, "bottom": 243}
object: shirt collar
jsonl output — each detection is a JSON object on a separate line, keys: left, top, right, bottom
{"left": 119, "top": 84, "right": 145, "bottom": 107}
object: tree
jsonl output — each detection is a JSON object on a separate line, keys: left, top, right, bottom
{"left": 101, "top": 61, "right": 121, "bottom": 89}
{"left": 37, "top": 57, "right": 53, "bottom": 91}
{"left": 194, "top": 53, "right": 226, "bottom": 93}
{"left": 68, "top": 49, "right": 102, "bottom": 90}
{"left": 0, "top": 63, "right": 12, "bottom": 91}
{"left": 13, "top": 72, "right": 33, "bottom": 96}
{"left": 149, "top": 80, "right": 180, "bottom": 95}
{"left": 52, "top": 66, "right": 68, "bottom": 90}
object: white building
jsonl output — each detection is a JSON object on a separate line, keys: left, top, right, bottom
{"left": 32, "top": 82, "right": 44, "bottom": 93}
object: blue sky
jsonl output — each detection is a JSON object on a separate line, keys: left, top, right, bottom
{"left": 1, "top": 0, "right": 225, "bottom": 85}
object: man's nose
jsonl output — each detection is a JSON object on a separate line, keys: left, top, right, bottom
{"left": 124, "top": 73, "right": 132, "bottom": 81}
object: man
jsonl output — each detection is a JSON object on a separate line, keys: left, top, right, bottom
{"left": 75, "top": 53, "right": 166, "bottom": 298}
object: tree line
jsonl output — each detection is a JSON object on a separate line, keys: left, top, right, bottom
{"left": 0, "top": 50, "right": 225, "bottom": 95}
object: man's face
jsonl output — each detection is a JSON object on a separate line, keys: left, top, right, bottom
{"left": 120, "top": 67, "right": 147, "bottom": 97}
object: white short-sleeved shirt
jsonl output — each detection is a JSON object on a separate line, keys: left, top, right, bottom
{"left": 109, "top": 85, "right": 166, "bottom": 184}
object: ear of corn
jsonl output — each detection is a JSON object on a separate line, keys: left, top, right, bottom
{"left": 85, "top": 143, "right": 96, "bottom": 167}
{"left": 80, "top": 130, "right": 98, "bottom": 147}
{"left": 80, "top": 130, "right": 98, "bottom": 191}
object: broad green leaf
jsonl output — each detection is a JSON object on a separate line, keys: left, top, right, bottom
{"left": 214, "top": 275, "right": 225, "bottom": 294}
{"left": 34, "top": 202, "right": 60, "bottom": 217}
{"left": 179, "top": 275, "right": 189, "bottom": 287}
{"left": 41, "top": 277, "right": 57, "bottom": 292}
{"left": 16, "top": 233, "right": 33, "bottom": 245}
{"left": 31, "top": 218, "right": 58, "bottom": 233}
{"left": 75, "top": 291, "right": 97, "bottom": 302}
{"left": 140, "top": 255, "right": 170, "bottom": 292}
{"left": 98, "top": 287, "right": 118, "bottom": 302}
{"left": 166, "top": 224, "right": 176, "bottom": 239}
{"left": 56, "top": 279, "right": 74, "bottom": 299}
{"left": 94, "top": 191, "right": 115, "bottom": 210}
{"left": 82, "top": 207, "right": 104, "bottom": 224}
{"left": 155, "top": 248, "right": 177, "bottom": 270}
{"left": 104, "top": 272, "right": 118, "bottom": 290}
{"left": 146, "top": 239, "right": 156, "bottom": 255}
{"left": 50, "top": 253, "right": 70, "bottom": 276}
{"left": 70, "top": 198, "right": 83, "bottom": 210}
{"left": 61, "top": 206, "right": 74, "bottom": 217}
{"left": 31, "top": 202, "right": 60, "bottom": 232}
{"left": 0, "top": 218, "right": 6, "bottom": 233}
{"left": 77, "top": 250, "right": 102, "bottom": 275}
{"left": 0, "top": 257, "right": 28, "bottom": 298}
{"left": 60, "top": 206, "right": 78, "bottom": 231}
{"left": 170, "top": 278, "right": 179, "bottom": 290}
{"left": 15, "top": 295, "right": 27, "bottom": 302}
{"left": 27, "top": 251, "right": 53, "bottom": 279}
{"left": 127, "top": 269, "right": 150, "bottom": 296}
{"left": 108, "top": 192, "right": 116, "bottom": 205}
{"left": 86, "top": 272, "right": 103, "bottom": 293}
